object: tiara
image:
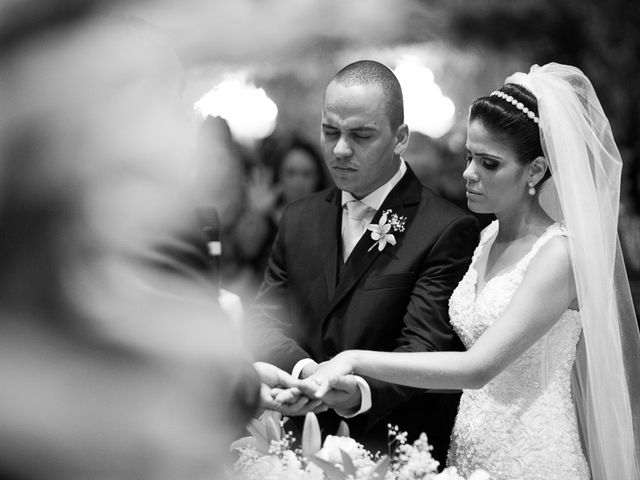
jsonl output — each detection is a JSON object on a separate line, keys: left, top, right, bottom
{"left": 490, "top": 90, "right": 539, "bottom": 124}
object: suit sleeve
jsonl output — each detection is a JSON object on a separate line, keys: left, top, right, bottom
{"left": 360, "top": 213, "right": 479, "bottom": 429}
{"left": 244, "top": 210, "right": 311, "bottom": 372}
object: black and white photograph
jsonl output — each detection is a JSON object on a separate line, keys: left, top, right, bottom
{"left": 1, "top": 1, "right": 639, "bottom": 479}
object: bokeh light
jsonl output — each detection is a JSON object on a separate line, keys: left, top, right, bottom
{"left": 194, "top": 74, "right": 278, "bottom": 141}
{"left": 394, "top": 59, "right": 455, "bottom": 139}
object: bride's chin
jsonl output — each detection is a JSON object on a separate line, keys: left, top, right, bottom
{"left": 466, "top": 202, "right": 489, "bottom": 214}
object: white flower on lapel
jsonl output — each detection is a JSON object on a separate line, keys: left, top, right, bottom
{"left": 367, "top": 209, "right": 406, "bottom": 252}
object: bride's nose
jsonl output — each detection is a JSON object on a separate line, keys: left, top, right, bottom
{"left": 463, "top": 161, "right": 478, "bottom": 182}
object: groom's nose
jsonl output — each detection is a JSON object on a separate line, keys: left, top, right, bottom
{"left": 333, "top": 135, "right": 352, "bottom": 159}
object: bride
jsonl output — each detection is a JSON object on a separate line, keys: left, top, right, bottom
{"left": 299, "top": 63, "right": 640, "bottom": 479}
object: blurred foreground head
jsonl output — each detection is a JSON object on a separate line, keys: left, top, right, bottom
{"left": 0, "top": 1, "right": 416, "bottom": 477}
{"left": 0, "top": 4, "right": 257, "bottom": 479}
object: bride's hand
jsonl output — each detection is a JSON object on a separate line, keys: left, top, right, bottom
{"left": 301, "top": 351, "right": 356, "bottom": 398}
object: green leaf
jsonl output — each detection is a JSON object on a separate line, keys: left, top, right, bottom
{"left": 371, "top": 455, "right": 390, "bottom": 479}
{"left": 302, "top": 412, "right": 322, "bottom": 457}
{"left": 308, "top": 455, "right": 348, "bottom": 480}
{"left": 336, "top": 420, "right": 350, "bottom": 437}
{"left": 339, "top": 449, "right": 356, "bottom": 477}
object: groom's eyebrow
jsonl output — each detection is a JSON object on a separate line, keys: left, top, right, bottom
{"left": 349, "top": 125, "right": 378, "bottom": 133}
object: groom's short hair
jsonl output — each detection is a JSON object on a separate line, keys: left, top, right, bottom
{"left": 331, "top": 60, "right": 404, "bottom": 130}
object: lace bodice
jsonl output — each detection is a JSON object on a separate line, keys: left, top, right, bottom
{"left": 447, "top": 221, "right": 590, "bottom": 480}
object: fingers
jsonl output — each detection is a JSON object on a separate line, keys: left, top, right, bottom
{"left": 328, "top": 374, "right": 358, "bottom": 392}
{"left": 297, "top": 376, "right": 326, "bottom": 398}
{"left": 314, "top": 378, "right": 361, "bottom": 412}
{"left": 314, "top": 375, "right": 352, "bottom": 400}
{"left": 303, "top": 376, "right": 335, "bottom": 399}
{"left": 286, "top": 394, "right": 311, "bottom": 412}
{"left": 258, "top": 384, "right": 280, "bottom": 410}
{"left": 300, "top": 374, "right": 358, "bottom": 403}
{"left": 277, "top": 396, "right": 324, "bottom": 417}
{"left": 313, "top": 379, "right": 332, "bottom": 398}
{"left": 273, "top": 387, "right": 300, "bottom": 404}
{"left": 254, "top": 362, "right": 302, "bottom": 390}
{"left": 253, "top": 362, "right": 278, "bottom": 386}
{"left": 276, "top": 371, "right": 302, "bottom": 389}
{"left": 259, "top": 383, "right": 326, "bottom": 416}
{"left": 254, "top": 362, "right": 359, "bottom": 415}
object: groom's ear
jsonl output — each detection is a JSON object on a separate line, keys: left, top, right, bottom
{"left": 393, "top": 123, "right": 410, "bottom": 156}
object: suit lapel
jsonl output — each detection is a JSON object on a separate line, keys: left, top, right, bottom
{"left": 318, "top": 188, "right": 342, "bottom": 300}
{"left": 325, "top": 166, "right": 423, "bottom": 316}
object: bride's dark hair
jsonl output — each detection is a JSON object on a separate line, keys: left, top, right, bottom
{"left": 470, "top": 83, "right": 551, "bottom": 184}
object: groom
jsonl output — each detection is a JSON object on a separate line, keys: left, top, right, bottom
{"left": 247, "top": 60, "right": 478, "bottom": 464}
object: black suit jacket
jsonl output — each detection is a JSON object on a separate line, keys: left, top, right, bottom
{"left": 247, "top": 166, "right": 479, "bottom": 462}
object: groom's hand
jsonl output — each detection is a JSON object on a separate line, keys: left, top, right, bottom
{"left": 309, "top": 375, "right": 362, "bottom": 414}
{"left": 298, "top": 361, "right": 319, "bottom": 379}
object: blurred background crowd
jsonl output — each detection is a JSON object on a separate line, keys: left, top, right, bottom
{"left": 181, "top": 0, "right": 640, "bottom": 309}
{"left": 1, "top": 0, "right": 638, "bottom": 479}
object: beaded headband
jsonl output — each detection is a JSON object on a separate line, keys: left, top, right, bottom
{"left": 490, "top": 90, "right": 539, "bottom": 124}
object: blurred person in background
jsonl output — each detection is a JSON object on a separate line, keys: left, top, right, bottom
{"left": 191, "top": 115, "right": 252, "bottom": 309}
{"left": 267, "top": 134, "right": 331, "bottom": 224}
{"left": 193, "top": 115, "right": 248, "bottom": 236}
{"left": 228, "top": 134, "right": 330, "bottom": 304}
{"left": 0, "top": 6, "right": 264, "bottom": 479}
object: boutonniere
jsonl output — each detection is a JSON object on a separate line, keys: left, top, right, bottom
{"left": 367, "top": 209, "right": 407, "bottom": 252}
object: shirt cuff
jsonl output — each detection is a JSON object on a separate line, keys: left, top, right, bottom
{"left": 335, "top": 375, "right": 372, "bottom": 418}
{"left": 292, "top": 358, "right": 316, "bottom": 379}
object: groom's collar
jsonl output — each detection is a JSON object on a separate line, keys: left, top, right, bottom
{"left": 340, "top": 158, "right": 407, "bottom": 211}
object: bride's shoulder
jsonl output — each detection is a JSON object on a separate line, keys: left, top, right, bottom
{"left": 513, "top": 222, "right": 572, "bottom": 281}
{"left": 530, "top": 222, "right": 571, "bottom": 261}
{"left": 526, "top": 231, "right": 573, "bottom": 282}
{"left": 546, "top": 221, "right": 568, "bottom": 237}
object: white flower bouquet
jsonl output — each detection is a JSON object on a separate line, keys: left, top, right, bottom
{"left": 230, "top": 411, "right": 491, "bottom": 480}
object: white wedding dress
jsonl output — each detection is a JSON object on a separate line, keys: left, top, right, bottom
{"left": 447, "top": 221, "right": 590, "bottom": 480}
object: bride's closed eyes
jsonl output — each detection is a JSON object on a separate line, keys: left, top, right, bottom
{"left": 465, "top": 150, "right": 500, "bottom": 171}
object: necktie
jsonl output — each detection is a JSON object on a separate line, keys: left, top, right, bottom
{"left": 343, "top": 200, "right": 372, "bottom": 261}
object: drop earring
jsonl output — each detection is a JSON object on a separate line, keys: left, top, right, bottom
{"left": 528, "top": 182, "right": 536, "bottom": 196}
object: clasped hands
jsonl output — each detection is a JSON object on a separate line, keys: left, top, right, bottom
{"left": 254, "top": 355, "right": 357, "bottom": 417}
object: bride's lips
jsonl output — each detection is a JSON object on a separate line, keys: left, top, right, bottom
{"left": 466, "top": 188, "right": 482, "bottom": 196}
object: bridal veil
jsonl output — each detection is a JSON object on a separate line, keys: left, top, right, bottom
{"left": 506, "top": 63, "right": 640, "bottom": 479}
